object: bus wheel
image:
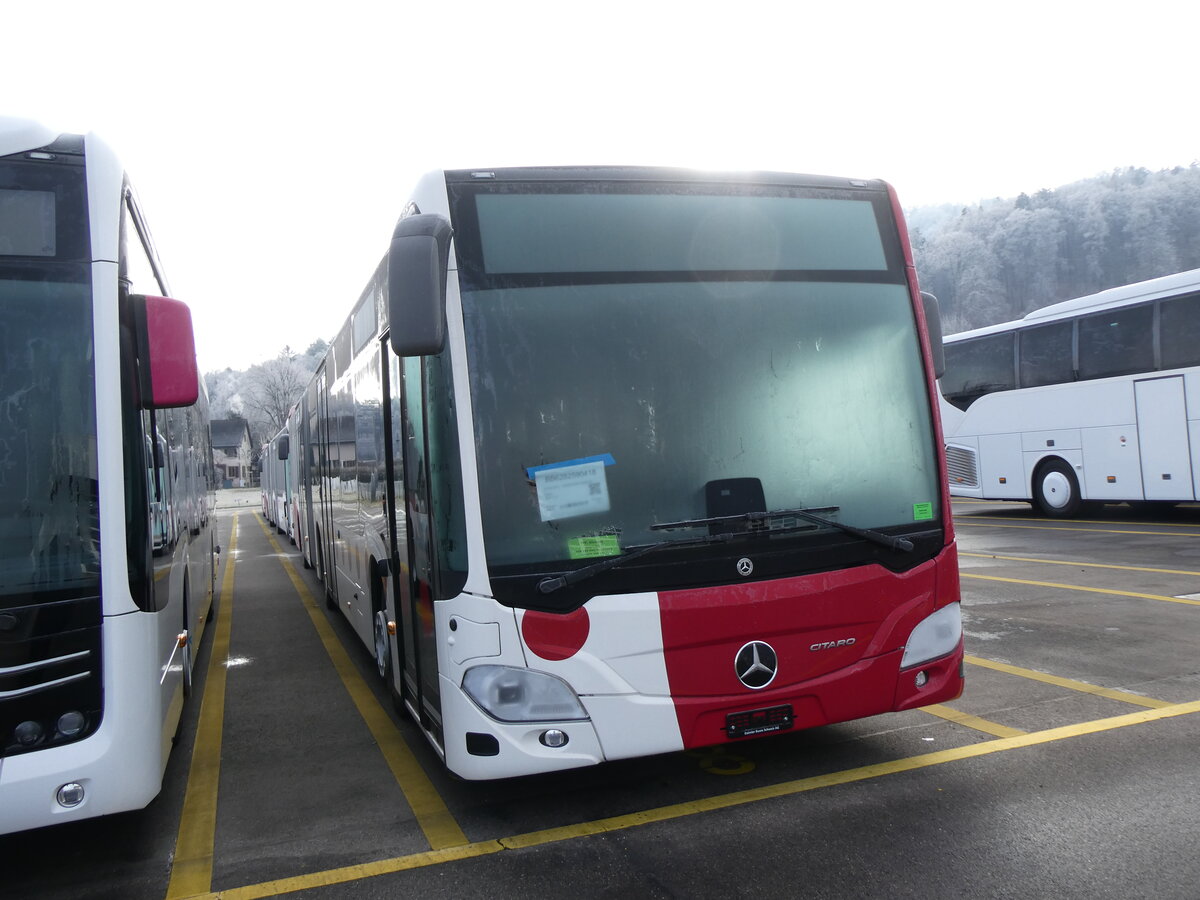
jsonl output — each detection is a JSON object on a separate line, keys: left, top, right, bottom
{"left": 1033, "top": 459, "right": 1081, "bottom": 518}
{"left": 373, "top": 609, "right": 392, "bottom": 682}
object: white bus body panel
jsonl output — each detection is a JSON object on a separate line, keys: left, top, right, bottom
{"left": 435, "top": 591, "right": 685, "bottom": 779}
{"left": 1134, "top": 376, "right": 1195, "bottom": 501}
{"left": 977, "top": 433, "right": 1023, "bottom": 498}
{"left": 0, "top": 613, "right": 173, "bottom": 833}
{"left": 945, "top": 372, "right": 1200, "bottom": 503}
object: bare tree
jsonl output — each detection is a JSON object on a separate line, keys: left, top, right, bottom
{"left": 241, "top": 350, "right": 308, "bottom": 441}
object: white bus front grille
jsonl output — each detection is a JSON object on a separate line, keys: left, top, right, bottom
{"left": 945, "top": 445, "right": 979, "bottom": 487}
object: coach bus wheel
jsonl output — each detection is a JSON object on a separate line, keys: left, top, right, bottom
{"left": 1033, "top": 459, "right": 1081, "bottom": 518}
{"left": 374, "top": 609, "right": 392, "bottom": 682}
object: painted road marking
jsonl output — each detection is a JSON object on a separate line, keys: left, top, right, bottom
{"left": 955, "top": 520, "right": 1200, "bottom": 539}
{"left": 166, "top": 516, "right": 238, "bottom": 900}
{"left": 920, "top": 704, "right": 1027, "bottom": 737}
{"left": 255, "top": 515, "right": 468, "bottom": 850}
{"left": 182, "top": 699, "right": 1200, "bottom": 900}
{"left": 961, "top": 571, "right": 1200, "bottom": 608}
{"left": 964, "top": 655, "right": 1173, "bottom": 708}
{"left": 960, "top": 551, "right": 1200, "bottom": 579}
{"left": 956, "top": 511, "right": 1200, "bottom": 528}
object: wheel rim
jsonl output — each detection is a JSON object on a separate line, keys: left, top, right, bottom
{"left": 1041, "top": 471, "right": 1073, "bottom": 509}
{"left": 374, "top": 611, "right": 390, "bottom": 679}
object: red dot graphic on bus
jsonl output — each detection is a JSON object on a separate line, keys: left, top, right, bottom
{"left": 521, "top": 607, "right": 590, "bottom": 661}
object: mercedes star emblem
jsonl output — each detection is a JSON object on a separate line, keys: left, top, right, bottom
{"left": 734, "top": 640, "right": 778, "bottom": 689}
{"left": 736, "top": 557, "right": 754, "bottom": 577}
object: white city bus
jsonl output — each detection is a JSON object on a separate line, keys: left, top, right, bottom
{"left": 0, "top": 119, "right": 214, "bottom": 833}
{"left": 293, "top": 167, "right": 964, "bottom": 780}
{"left": 939, "top": 269, "right": 1200, "bottom": 516}
{"left": 262, "top": 424, "right": 293, "bottom": 539}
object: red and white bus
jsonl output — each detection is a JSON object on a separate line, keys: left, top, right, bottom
{"left": 295, "top": 167, "right": 963, "bottom": 778}
{"left": 0, "top": 119, "right": 214, "bottom": 833}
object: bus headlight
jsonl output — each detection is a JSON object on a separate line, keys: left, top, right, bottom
{"left": 462, "top": 665, "right": 589, "bottom": 723}
{"left": 901, "top": 602, "right": 962, "bottom": 668}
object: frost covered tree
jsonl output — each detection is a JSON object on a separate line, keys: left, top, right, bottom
{"left": 240, "top": 347, "right": 310, "bottom": 441}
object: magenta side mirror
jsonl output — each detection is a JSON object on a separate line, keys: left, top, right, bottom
{"left": 133, "top": 294, "right": 199, "bottom": 409}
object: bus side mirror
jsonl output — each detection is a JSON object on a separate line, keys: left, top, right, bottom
{"left": 131, "top": 294, "right": 199, "bottom": 409}
{"left": 387, "top": 213, "right": 453, "bottom": 357}
{"left": 277, "top": 435, "right": 290, "bottom": 460}
{"left": 921, "top": 291, "right": 946, "bottom": 380}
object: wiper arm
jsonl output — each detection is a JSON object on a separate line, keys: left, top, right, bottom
{"left": 536, "top": 531, "right": 737, "bottom": 595}
{"left": 650, "top": 506, "right": 915, "bottom": 553}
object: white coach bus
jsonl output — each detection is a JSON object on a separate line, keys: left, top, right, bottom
{"left": 939, "top": 269, "right": 1200, "bottom": 516}
{"left": 0, "top": 119, "right": 214, "bottom": 833}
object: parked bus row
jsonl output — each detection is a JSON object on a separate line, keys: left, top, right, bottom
{"left": 0, "top": 119, "right": 214, "bottom": 834}
{"left": 939, "top": 269, "right": 1200, "bottom": 516}
{"left": 269, "top": 167, "right": 965, "bottom": 780}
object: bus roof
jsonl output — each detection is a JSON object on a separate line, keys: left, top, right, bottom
{"left": 944, "top": 267, "right": 1200, "bottom": 343}
{"left": 0, "top": 117, "right": 61, "bottom": 157}
{"left": 442, "top": 166, "right": 889, "bottom": 192}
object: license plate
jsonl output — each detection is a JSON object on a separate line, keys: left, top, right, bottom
{"left": 724, "top": 704, "right": 794, "bottom": 739}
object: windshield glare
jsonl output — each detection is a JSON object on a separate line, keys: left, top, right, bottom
{"left": 464, "top": 279, "right": 938, "bottom": 569}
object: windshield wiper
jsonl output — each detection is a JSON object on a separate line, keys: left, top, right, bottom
{"left": 537, "top": 531, "right": 739, "bottom": 594}
{"left": 649, "top": 506, "right": 915, "bottom": 553}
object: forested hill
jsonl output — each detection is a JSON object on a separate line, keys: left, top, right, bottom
{"left": 909, "top": 164, "right": 1200, "bottom": 336}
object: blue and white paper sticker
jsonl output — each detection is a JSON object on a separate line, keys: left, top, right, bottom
{"left": 534, "top": 460, "right": 611, "bottom": 522}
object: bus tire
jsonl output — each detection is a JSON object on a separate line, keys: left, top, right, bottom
{"left": 1033, "top": 459, "right": 1081, "bottom": 518}
{"left": 374, "top": 608, "right": 392, "bottom": 682}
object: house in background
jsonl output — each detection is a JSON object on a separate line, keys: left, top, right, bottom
{"left": 212, "top": 418, "right": 254, "bottom": 488}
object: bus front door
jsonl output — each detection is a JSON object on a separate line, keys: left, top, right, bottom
{"left": 390, "top": 352, "right": 442, "bottom": 747}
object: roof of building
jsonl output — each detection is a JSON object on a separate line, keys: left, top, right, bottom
{"left": 211, "top": 418, "right": 252, "bottom": 450}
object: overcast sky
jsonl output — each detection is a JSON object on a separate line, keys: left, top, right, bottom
{"left": 5, "top": 0, "right": 1196, "bottom": 372}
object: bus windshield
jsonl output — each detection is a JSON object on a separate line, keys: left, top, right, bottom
{"left": 453, "top": 181, "right": 940, "bottom": 584}
{"left": 0, "top": 161, "right": 98, "bottom": 607}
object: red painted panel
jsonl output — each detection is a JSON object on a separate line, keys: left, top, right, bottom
{"left": 659, "top": 561, "right": 936, "bottom": 697}
{"left": 522, "top": 607, "right": 591, "bottom": 661}
{"left": 659, "top": 550, "right": 963, "bottom": 748}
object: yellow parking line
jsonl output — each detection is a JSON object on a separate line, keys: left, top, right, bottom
{"left": 186, "top": 699, "right": 1200, "bottom": 900}
{"left": 166, "top": 516, "right": 238, "bottom": 900}
{"left": 957, "top": 512, "right": 1200, "bottom": 528}
{"left": 960, "top": 551, "right": 1200, "bottom": 578}
{"left": 255, "top": 515, "right": 468, "bottom": 851}
{"left": 920, "top": 704, "right": 1026, "bottom": 737}
{"left": 961, "top": 572, "right": 1200, "bottom": 608}
{"left": 955, "top": 520, "right": 1200, "bottom": 539}
{"left": 964, "top": 655, "right": 1173, "bottom": 708}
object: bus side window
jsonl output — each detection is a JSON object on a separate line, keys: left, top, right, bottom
{"left": 1019, "top": 321, "right": 1074, "bottom": 387}
{"left": 1077, "top": 305, "right": 1153, "bottom": 380}
{"left": 941, "top": 333, "right": 1015, "bottom": 410}
{"left": 1160, "top": 293, "right": 1200, "bottom": 370}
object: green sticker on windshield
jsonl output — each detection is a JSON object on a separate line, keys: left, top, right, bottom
{"left": 569, "top": 535, "right": 621, "bottom": 559}
{"left": 913, "top": 502, "right": 934, "bottom": 521}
